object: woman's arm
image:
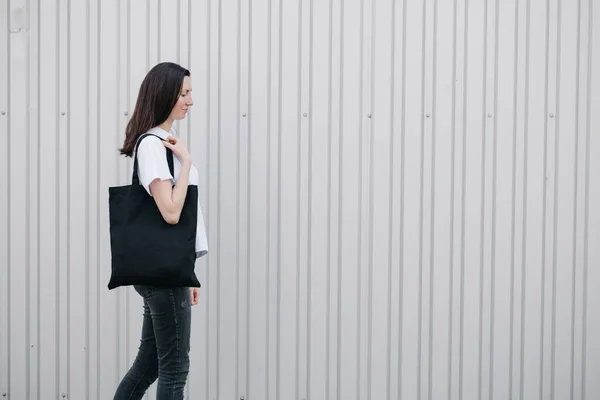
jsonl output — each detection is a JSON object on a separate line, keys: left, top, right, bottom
{"left": 149, "top": 136, "right": 192, "bottom": 224}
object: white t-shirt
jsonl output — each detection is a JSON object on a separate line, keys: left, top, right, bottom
{"left": 135, "top": 126, "right": 208, "bottom": 259}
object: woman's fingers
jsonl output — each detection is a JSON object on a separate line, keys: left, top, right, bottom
{"left": 162, "top": 141, "right": 174, "bottom": 150}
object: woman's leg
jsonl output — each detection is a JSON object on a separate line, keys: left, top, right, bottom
{"left": 113, "top": 286, "right": 159, "bottom": 399}
{"left": 149, "top": 286, "right": 192, "bottom": 399}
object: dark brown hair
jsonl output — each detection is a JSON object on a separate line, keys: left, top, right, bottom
{"left": 119, "top": 62, "right": 190, "bottom": 157}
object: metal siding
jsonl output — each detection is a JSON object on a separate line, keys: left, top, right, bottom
{"left": 1, "top": 0, "right": 599, "bottom": 399}
{"left": 585, "top": 2, "right": 600, "bottom": 399}
{"left": 0, "top": 0, "right": 7, "bottom": 395}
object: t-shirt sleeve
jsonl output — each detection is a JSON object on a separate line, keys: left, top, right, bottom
{"left": 136, "top": 137, "right": 173, "bottom": 196}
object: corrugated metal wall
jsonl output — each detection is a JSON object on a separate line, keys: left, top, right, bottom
{"left": 1, "top": 0, "right": 599, "bottom": 399}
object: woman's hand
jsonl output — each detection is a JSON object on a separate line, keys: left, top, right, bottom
{"left": 190, "top": 288, "right": 200, "bottom": 306}
{"left": 150, "top": 135, "right": 192, "bottom": 224}
{"left": 163, "top": 136, "right": 191, "bottom": 164}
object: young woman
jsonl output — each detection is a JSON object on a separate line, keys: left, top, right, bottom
{"left": 113, "top": 62, "right": 208, "bottom": 400}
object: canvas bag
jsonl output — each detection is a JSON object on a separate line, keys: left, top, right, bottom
{"left": 107, "top": 133, "right": 200, "bottom": 289}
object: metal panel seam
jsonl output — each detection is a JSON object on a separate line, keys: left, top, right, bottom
{"left": 580, "top": 3, "right": 593, "bottom": 398}
{"left": 508, "top": 0, "right": 521, "bottom": 397}
{"left": 489, "top": 0, "right": 500, "bottom": 397}
{"left": 519, "top": 1, "right": 532, "bottom": 398}
{"left": 569, "top": 1, "right": 584, "bottom": 398}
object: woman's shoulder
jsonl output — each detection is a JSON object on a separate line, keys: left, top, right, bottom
{"left": 135, "top": 133, "right": 167, "bottom": 163}
{"left": 136, "top": 131, "right": 165, "bottom": 151}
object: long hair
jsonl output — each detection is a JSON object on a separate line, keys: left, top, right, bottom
{"left": 119, "top": 62, "right": 190, "bottom": 157}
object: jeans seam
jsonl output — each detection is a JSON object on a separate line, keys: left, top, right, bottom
{"left": 169, "top": 289, "right": 181, "bottom": 398}
{"left": 123, "top": 360, "right": 155, "bottom": 400}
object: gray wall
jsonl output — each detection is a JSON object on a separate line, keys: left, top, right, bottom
{"left": 1, "top": 0, "right": 600, "bottom": 399}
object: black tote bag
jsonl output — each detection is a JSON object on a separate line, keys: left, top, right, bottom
{"left": 107, "top": 133, "right": 200, "bottom": 289}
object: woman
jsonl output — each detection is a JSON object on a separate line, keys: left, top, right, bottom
{"left": 114, "top": 62, "right": 208, "bottom": 399}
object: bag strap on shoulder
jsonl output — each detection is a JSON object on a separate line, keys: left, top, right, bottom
{"left": 132, "top": 133, "right": 175, "bottom": 185}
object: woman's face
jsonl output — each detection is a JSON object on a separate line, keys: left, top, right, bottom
{"left": 169, "top": 76, "right": 193, "bottom": 121}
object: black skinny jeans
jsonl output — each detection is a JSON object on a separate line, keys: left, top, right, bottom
{"left": 114, "top": 285, "right": 191, "bottom": 400}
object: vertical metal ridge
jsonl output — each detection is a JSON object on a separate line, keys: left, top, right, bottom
{"left": 325, "top": 0, "right": 333, "bottom": 397}
{"left": 266, "top": 0, "right": 273, "bottom": 398}
{"left": 54, "top": 0, "right": 60, "bottom": 393}
{"left": 65, "top": 0, "right": 72, "bottom": 390}
{"left": 216, "top": 0, "right": 222, "bottom": 396}
{"left": 509, "top": 0, "right": 521, "bottom": 398}
{"left": 246, "top": 1, "right": 251, "bottom": 398}
{"left": 235, "top": 0, "right": 241, "bottom": 396}
{"left": 398, "top": 0, "right": 407, "bottom": 396}
{"left": 489, "top": 0, "right": 500, "bottom": 397}
{"left": 123, "top": 0, "right": 131, "bottom": 370}
{"left": 26, "top": 0, "right": 32, "bottom": 394}
{"left": 4, "top": 0, "right": 11, "bottom": 389}
{"left": 96, "top": 0, "right": 101, "bottom": 395}
{"left": 204, "top": 2, "right": 211, "bottom": 399}
{"left": 448, "top": 0, "right": 459, "bottom": 396}
{"left": 307, "top": 0, "right": 314, "bottom": 397}
{"left": 0, "top": 1, "right": 4, "bottom": 389}
{"left": 126, "top": 0, "right": 131, "bottom": 149}
{"left": 428, "top": 0, "right": 438, "bottom": 398}
{"left": 357, "top": 0, "right": 365, "bottom": 396}
{"left": 146, "top": 0, "right": 150, "bottom": 69}
{"left": 276, "top": 0, "right": 283, "bottom": 397}
{"left": 115, "top": 0, "right": 122, "bottom": 378}
{"left": 126, "top": 0, "right": 130, "bottom": 136}
{"left": 387, "top": 0, "right": 397, "bottom": 397}
{"left": 186, "top": 0, "right": 192, "bottom": 146}
{"left": 539, "top": 0, "right": 551, "bottom": 395}
{"left": 355, "top": 0, "right": 364, "bottom": 395}
{"left": 367, "top": 0, "right": 375, "bottom": 398}
{"left": 36, "top": 2, "right": 42, "bottom": 397}
{"left": 204, "top": 0, "right": 212, "bottom": 395}
{"left": 519, "top": 1, "right": 532, "bottom": 397}
{"left": 459, "top": 0, "right": 469, "bottom": 397}
{"left": 570, "top": 1, "right": 583, "bottom": 398}
{"left": 417, "top": 0, "right": 427, "bottom": 396}
{"left": 580, "top": 2, "right": 592, "bottom": 397}
{"left": 336, "top": 2, "right": 344, "bottom": 399}
{"left": 296, "top": 1, "right": 303, "bottom": 398}
{"left": 177, "top": 0, "right": 181, "bottom": 63}
{"left": 549, "top": 1, "right": 562, "bottom": 397}
{"left": 245, "top": 0, "right": 253, "bottom": 396}
{"left": 203, "top": 0, "right": 212, "bottom": 395}
{"left": 85, "top": 0, "right": 91, "bottom": 396}
{"left": 478, "top": 0, "right": 490, "bottom": 397}
{"left": 3, "top": 0, "right": 9, "bottom": 389}
{"left": 4, "top": 0, "right": 11, "bottom": 390}
{"left": 157, "top": 0, "right": 161, "bottom": 60}
{"left": 112, "top": 0, "right": 120, "bottom": 380}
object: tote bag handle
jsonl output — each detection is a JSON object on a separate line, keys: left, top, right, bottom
{"left": 131, "top": 133, "right": 175, "bottom": 185}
